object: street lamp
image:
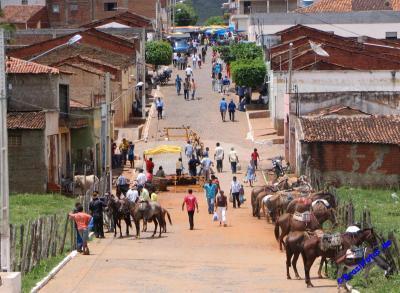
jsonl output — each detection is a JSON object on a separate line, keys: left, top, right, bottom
{"left": 28, "top": 34, "right": 82, "bottom": 62}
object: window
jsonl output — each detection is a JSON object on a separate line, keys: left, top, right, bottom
{"left": 52, "top": 4, "right": 60, "bottom": 13}
{"left": 8, "top": 135, "right": 22, "bottom": 147}
{"left": 104, "top": 2, "right": 117, "bottom": 11}
{"left": 70, "top": 4, "right": 78, "bottom": 12}
{"left": 59, "top": 84, "right": 70, "bottom": 117}
{"left": 21, "top": 0, "right": 28, "bottom": 4}
{"left": 386, "top": 32, "right": 397, "bottom": 40}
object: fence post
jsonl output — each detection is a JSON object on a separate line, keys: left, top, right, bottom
{"left": 60, "top": 215, "right": 69, "bottom": 254}
{"left": 18, "top": 224, "right": 24, "bottom": 271}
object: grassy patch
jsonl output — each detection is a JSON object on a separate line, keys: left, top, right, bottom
{"left": 10, "top": 193, "right": 76, "bottom": 226}
{"left": 337, "top": 187, "right": 400, "bottom": 292}
{"left": 21, "top": 253, "right": 67, "bottom": 293}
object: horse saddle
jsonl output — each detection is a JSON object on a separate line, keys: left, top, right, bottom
{"left": 312, "top": 199, "right": 330, "bottom": 208}
{"left": 298, "top": 197, "right": 312, "bottom": 206}
{"left": 262, "top": 194, "right": 274, "bottom": 204}
{"left": 138, "top": 201, "right": 149, "bottom": 211}
{"left": 320, "top": 232, "right": 342, "bottom": 251}
{"left": 293, "top": 211, "right": 311, "bottom": 222}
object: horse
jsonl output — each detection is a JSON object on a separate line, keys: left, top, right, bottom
{"left": 161, "top": 207, "right": 172, "bottom": 233}
{"left": 251, "top": 178, "right": 290, "bottom": 217}
{"left": 261, "top": 193, "right": 293, "bottom": 223}
{"left": 106, "top": 195, "right": 132, "bottom": 238}
{"left": 286, "top": 191, "right": 337, "bottom": 214}
{"left": 275, "top": 202, "right": 337, "bottom": 251}
{"left": 73, "top": 175, "right": 99, "bottom": 195}
{"left": 130, "top": 201, "right": 165, "bottom": 238}
{"left": 285, "top": 228, "right": 377, "bottom": 287}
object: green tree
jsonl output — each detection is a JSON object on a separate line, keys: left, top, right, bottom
{"left": 204, "top": 16, "right": 226, "bottom": 26}
{"left": 145, "top": 41, "right": 173, "bottom": 68}
{"left": 231, "top": 58, "right": 266, "bottom": 88}
{"left": 231, "top": 43, "right": 263, "bottom": 61}
{"left": 175, "top": 3, "right": 198, "bottom": 26}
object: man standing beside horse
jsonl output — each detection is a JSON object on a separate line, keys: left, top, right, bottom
{"left": 89, "top": 191, "right": 106, "bottom": 238}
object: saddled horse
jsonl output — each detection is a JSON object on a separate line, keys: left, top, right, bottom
{"left": 286, "top": 191, "right": 337, "bottom": 214}
{"left": 275, "top": 202, "right": 337, "bottom": 251}
{"left": 261, "top": 193, "right": 293, "bottom": 223}
{"left": 106, "top": 195, "right": 132, "bottom": 238}
{"left": 130, "top": 201, "right": 165, "bottom": 238}
{"left": 285, "top": 228, "right": 377, "bottom": 287}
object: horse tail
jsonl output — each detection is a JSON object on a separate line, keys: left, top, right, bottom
{"left": 274, "top": 221, "right": 280, "bottom": 241}
{"left": 166, "top": 211, "right": 172, "bottom": 225}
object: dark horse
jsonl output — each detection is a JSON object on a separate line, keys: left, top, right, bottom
{"left": 106, "top": 195, "right": 132, "bottom": 238}
{"left": 285, "top": 228, "right": 377, "bottom": 287}
{"left": 286, "top": 191, "right": 337, "bottom": 214}
{"left": 130, "top": 201, "right": 165, "bottom": 238}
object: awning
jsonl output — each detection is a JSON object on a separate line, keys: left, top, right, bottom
{"left": 144, "top": 145, "right": 182, "bottom": 155}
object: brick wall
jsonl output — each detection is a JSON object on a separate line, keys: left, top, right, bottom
{"left": 8, "top": 129, "right": 47, "bottom": 193}
{"left": 301, "top": 142, "right": 400, "bottom": 187}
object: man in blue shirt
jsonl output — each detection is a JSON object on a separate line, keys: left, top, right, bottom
{"left": 219, "top": 97, "right": 228, "bottom": 122}
{"left": 203, "top": 179, "right": 217, "bottom": 214}
{"left": 228, "top": 99, "right": 237, "bottom": 122}
{"left": 155, "top": 97, "right": 164, "bottom": 120}
{"left": 222, "top": 76, "right": 230, "bottom": 94}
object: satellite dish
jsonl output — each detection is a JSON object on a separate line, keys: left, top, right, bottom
{"left": 309, "top": 40, "right": 329, "bottom": 57}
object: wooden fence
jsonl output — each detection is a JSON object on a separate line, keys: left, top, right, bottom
{"left": 8, "top": 214, "right": 76, "bottom": 274}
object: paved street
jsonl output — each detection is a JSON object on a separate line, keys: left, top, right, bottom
{"left": 41, "top": 52, "right": 336, "bottom": 293}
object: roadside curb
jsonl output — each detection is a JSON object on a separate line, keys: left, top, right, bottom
{"left": 245, "top": 111, "right": 254, "bottom": 142}
{"left": 30, "top": 250, "right": 78, "bottom": 293}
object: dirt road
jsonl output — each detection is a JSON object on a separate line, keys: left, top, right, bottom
{"left": 41, "top": 49, "right": 336, "bottom": 293}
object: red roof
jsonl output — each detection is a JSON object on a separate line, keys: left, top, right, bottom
{"left": 7, "top": 111, "right": 46, "bottom": 130}
{"left": 300, "top": 115, "right": 400, "bottom": 144}
{"left": 297, "top": 0, "right": 400, "bottom": 13}
{"left": 2, "top": 5, "right": 45, "bottom": 23}
{"left": 80, "top": 11, "right": 152, "bottom": 29}
{"left": 306, "top": 105, "right": 370, "bottom": 117}
{"left": 70, "top": 99, "right": 90, "bottom": 109}
{"left": 6, "top": 57, "right": 61, "bottom": 74}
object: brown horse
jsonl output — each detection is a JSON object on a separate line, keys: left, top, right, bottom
{"left": 260, "top": 193, "right": 293, "bottom": 223}
{"left": 251, "top": 178, "right": 290, "bottom": 217}
{"left": 285, "top": 228, "right": 377, "bottom": 287}
{"left": 130, "top": 201, "right": 165, "bottom": 238}
{"left": 286, "top": 191, "right": 337, "bottom": 214}
{"left": 275, "top": 203, "right": 337, "bottom": 250}
{"left": 106, "top": 195, "right": 132, "bottom": 238}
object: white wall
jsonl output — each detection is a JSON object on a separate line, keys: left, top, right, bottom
{"left": 270, "top": 70, "right": 400, "bottom": 121}
{"left": 249, "top": 22, "right": 400, "bottom": 41}
{"left": 1, "top": 0, "right": 45, "bottom": 6}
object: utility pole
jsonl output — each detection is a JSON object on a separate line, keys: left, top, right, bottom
{"left": 105, "top": 72, "right": 112, "bottom": 193}
{"left": 141, "top": 28, "right": 146, "bottom": 118}
{"left": 288, "top": 42, "right": 293, "bottom": 94}
{"left": 0, "top": 29, "right": 10, "bottom": 272}
{"left": 172, "top": 0, "right": 176, "bottom": 32}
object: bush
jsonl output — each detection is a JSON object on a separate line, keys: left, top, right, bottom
{"left": 175, "top": 3, "right": 198, "bottom": 26}
{"left": 231, "top": 58, "right": 266, "bottom": 88}
{"left": 145, "top": 41, "right": 173, "bottom": 67}
{"left": 215, "top": 43, "right": 263, "bottom": 64}
{"left": 204, "top": 16, "right": 226, "bottom": 26}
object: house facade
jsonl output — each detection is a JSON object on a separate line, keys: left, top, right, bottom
{"left": 6, "top": 57, "right": 74, "bottom": 193}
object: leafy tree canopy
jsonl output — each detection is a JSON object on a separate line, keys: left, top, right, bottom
{"left": 145, "top": 41, "right": 173, "bottom": 67}
{"left": 175, "top": 3, "right": 198, "bottom": 26}
{"left": 231, "top": 58, "right": 266, "bottom": 88}
{"left": 204, "top": 16, "right": 226, "bottom": 26}
{"left": 215, "top": 43, "right": 263, "bottom": 64}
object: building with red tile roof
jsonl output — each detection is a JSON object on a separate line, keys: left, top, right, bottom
{"left": 6, "top": 56, "right": 61, "bottom": 74}
{"left": 7, "top": 111, "right": 46, "bottom": 129}
{"left": 1, "top": 5, "right": 49, "bottom": 29}
{"left": 297, "top": 0, "right": 400, "bottom": 13}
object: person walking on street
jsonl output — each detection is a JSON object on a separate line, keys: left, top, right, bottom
{"left": 200, "top": 155, "right": 213, "bottom": 180}
{"left": 222, "top": 76, "right": 230, "bottom": 94}
{"left": 251, "top": 148, "right": 260, "bottom": 169}
{"left": 155, "top": 97, "right": 164, "bottom": 120}
{"left": 215, "top": 190, "right": 228, "bottom": 227}
{"left": 128, "top": 142, "right": 135, "bottom": 168}
{"left": 230, "top": 176, "right": 242, "bottom": 208}
{"left": 183, "top": 79, "right": 190, "bottom": 100}
{"left": 191, "top": 78, "right": 196, "bottom": 100}
{"left": 228, "top": 147, "right": 239, "bottom": 174}
{"left": 89, "top": 191, "right": 106, "bottom": 238}
{"left": 176, "top": 158, "right": 184, "bottom": 176}
{"left": 192, "top": 54, "right": 197, "bottom": 69}
{"left": 246, "top": 160, "right": 256, "bottom": 187}
{"left": 119, "top": 138, "right": 129, "bottom": 165}
{"left": 69, "top": 205, "right": 92, "bottom": 255}
{"left": 228, "top": 99, "right": 236, "bottom": 122}
{"left": 185, "top": 65, "right": 193, "bottom": 79}
{"left": 185, "top": 141, "right": 193, "bottom": 159}
{"left": 175, "top": 74, "right": 182, "bottom": 95}
{"left": 214, "top": 142, "right": 224, "bottom": 173}
{"left": 219, "top": 97, "right": 228, "bottom": 122}
{"left": 188, "top": 155, "right": 200, "bottom": 177}
{"left": 203, "top": 179, "right": 217, "bottom": 214}
{"left": 197, "top": 54, "right": 202, "bottom": 68}
{"left": 182, "top": 189, "right": 199, "bottom": 230}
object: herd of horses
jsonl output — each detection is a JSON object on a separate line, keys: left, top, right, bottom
{"left": 251, "top": 176, "right": 394, "bottom": 290}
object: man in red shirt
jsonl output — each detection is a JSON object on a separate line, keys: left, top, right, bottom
{"left": 251, "top": 148, "right": 260, "bottom": 169}
{"left": 69, "top": 205, "right": 92, "bottom": 255}
{"left": 182, "top": 189, "right": 199, "bottom": 230}
{"left": 145, "top": 157, "right": 155, "bottom": 174}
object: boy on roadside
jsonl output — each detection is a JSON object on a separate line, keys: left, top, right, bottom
{"left": 69, "top": 205, "right": 92, "bottom": 255}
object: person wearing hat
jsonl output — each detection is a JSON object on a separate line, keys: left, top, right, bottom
{"left": 126, "top": 185, "right": 139, "bottom": 204}
{"left": 89, "top": 191, "right": 106, "bottom": 238}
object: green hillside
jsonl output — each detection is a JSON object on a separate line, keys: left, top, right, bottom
{"left": 192, "top": 0, "right": 226, "bottom": 24}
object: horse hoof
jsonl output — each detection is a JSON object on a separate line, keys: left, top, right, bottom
{"left": 318, "top": 274, "right": 323, "bottom": 279}
{"left": 287, "top": 276, "right": 291, "bottom": 280}
{"left": 296, "top": 276, "right": 301, "bottom": 280}
{"left": 307, "top": 283, "right": 314, "bottom": 288}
